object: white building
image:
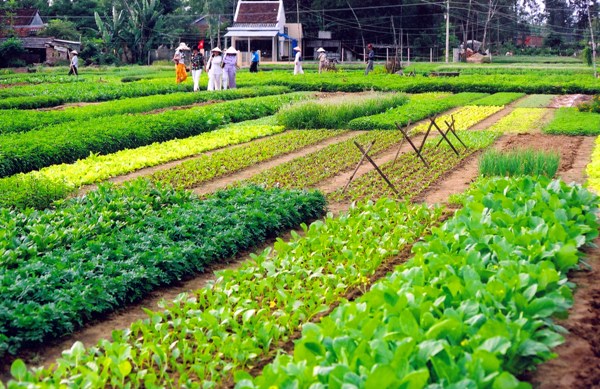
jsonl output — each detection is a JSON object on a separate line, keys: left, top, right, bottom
{"left": 224, "top": 0, "right": 302, "bottom": 63}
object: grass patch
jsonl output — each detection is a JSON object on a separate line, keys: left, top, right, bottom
{"left": 479, "top": 148, "right": 560, "bottom": 177}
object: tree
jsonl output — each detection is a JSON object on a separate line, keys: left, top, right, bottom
{"left": 95, "top": 0, "right": 167, "bottom": 64}
{"left": 37, "top": 19, "right": 80, "bottom": 40}
{"left": 121, "top": 0, "right": 166, "bottom": 63}
{"left": 0, "top": 37, "right": 26, "bottom": 67}
{"left": 94, "top": 6, "right": 127, "bottom": 62}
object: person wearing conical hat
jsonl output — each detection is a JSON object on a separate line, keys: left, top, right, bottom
{"left": 68, "top": 50, "right": 79, "bottom": 76}
{"left": 222, "top": 46, "right": 239, "bottom": 89}
{"left": 293, "top": 46, "right": 303, "bottom": 75}
{"left": 173, "top": 42, "right": 190, "bottom": 84}
{"left": 317, "top": 47, "right": 327, "bottom": 74}
{"left": 206, "top": 47, "right": 223, "bottom": 91}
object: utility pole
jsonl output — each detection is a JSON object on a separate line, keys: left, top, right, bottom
{"left": 588, "top": 0, "right": 598, "bottom": 78}
{"left": 445, "top": 0, "right": 450, "bottom": 63}
{"left": 347, "top": 0, "right": 365, "bottom": 56}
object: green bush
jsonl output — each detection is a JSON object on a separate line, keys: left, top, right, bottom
{"left": 577, "top": 95, "right": 600, "bottom": 113}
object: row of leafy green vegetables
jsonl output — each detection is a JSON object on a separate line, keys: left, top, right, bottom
{"left": 0, "top": 181, "right": 326, "bottom": 358}
{"left": 0, "top": 92, "right": 314, "bottom": 179}
{"left": 6, "top": 191, "right": 444, "bottom": 386}
{"left": 0, "top": 86, "right": 291, "bottom": 135}
{"left": 8, "top": 176, "right": 598, "bottom": 387}
{"left": 239, "top": 175, "right": 600, "bottom": 388}
{"left": 0, "top": 76, "right": 194, "bottom": 109}
{"left": 0, "top": 68, "right": 171, "bottom": 86}
{"left": 249, "top": 70, "right": 600, "bottom": 95}
{"left": 2, "top": 65, "right": 598, "bottom": 109}
{"left": 0, "top": 91, "right": 509, "bottom": 210}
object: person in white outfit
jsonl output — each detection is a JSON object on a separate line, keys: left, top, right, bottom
{"left": 293, "top": 46, "right": 303, "bottom": 75}
{"left": 206, "top": 47, "right": 223, "bottom": 91}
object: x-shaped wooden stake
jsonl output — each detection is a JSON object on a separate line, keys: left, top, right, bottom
{"left": 342, "top": 140, "right": 399, "bottom": 195}
{"left": 394, "top": 122, "right": 429, "bottom": 167}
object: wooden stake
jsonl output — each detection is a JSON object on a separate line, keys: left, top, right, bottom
{"left": 395, "top": 122, "right": 429, "bottom": 167}
{"left": 354, "top": 141, "right": 399, "bottom": 195}
{"left": 342, "top": 140, "right": 375, "bottom": 193}
{"left": 391, "top": 120, "right": 411, "bottom": 168}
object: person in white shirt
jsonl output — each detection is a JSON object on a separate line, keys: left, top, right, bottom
{"left": 206, "top": 47, "right": 223, "bottom": 91}
{"left": 293, "top": 46, "right": 303, "bottom": 75}
{"left": 68, "top": 50, "right": 79, "bottom": 76}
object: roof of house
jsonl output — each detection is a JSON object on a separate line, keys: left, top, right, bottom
{"left": 0, "top": 8, "right": 41, "bottom": 27}
{"left": 236, "top": 1, "right": 279, "bottom": 24}
{"left": 0, "top": 37, "right": 81, "bottom": 49}
{"left": 0, "top": 36, "right": 49, "bottom": 49}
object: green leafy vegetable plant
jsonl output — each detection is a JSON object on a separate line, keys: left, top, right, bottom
{"left": 543, "top": 107, "right": 600, "bottom": 135}
{"left": 245, "top": 176, "right": 599, "bottom": 388}
{"left": 0, "top": 181, "right": 326, "bottom": 356}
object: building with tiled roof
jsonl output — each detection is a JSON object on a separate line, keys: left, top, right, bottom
{"left": 224, "top": 0, "right": 302, "bottom": 63}
{"left": 0, "top": 8, "right": 45, "bottom": 37}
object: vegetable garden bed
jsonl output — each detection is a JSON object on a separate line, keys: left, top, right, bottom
{"left": 1, "top": 64, "right": 599, "bottom": 388}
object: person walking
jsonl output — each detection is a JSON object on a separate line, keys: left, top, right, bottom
{"left": 173, "top": 42, "right": 190, "bottom": 84}
{"left": 68, "top": 50, "right": 79, "bottom": 76}
{"left": 293, "top": 46, "right": 303, "bottom": 75}
{"left": 365, "top": 43, "right": 375, "bottom": 75}
{"left": 206, "top": 47, "right": 223, "bottom": 91}
{"left": 190, "top": 47, "right": 204, "bottom": 92}
{"left": 250, "top": 49, "right": 260, "bottom": 73}
{"left": 317, "top": 47, "right": 327, "bottom": 74}
{"left": 223, "top": 46, "right": 239, "bottom": 89}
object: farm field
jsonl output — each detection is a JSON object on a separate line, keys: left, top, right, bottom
{"left": 1, "top": 62, "right": 600, "bottom": 388}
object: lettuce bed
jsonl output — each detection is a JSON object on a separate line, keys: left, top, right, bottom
{"left": 245, "top": 176, "right": 599, "bottom": 388}
{"left": 543, "top": 108, "right": 600, "bottom": 135}
{"left": 0, "top": 182, "right": 326, "bottom": 357}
